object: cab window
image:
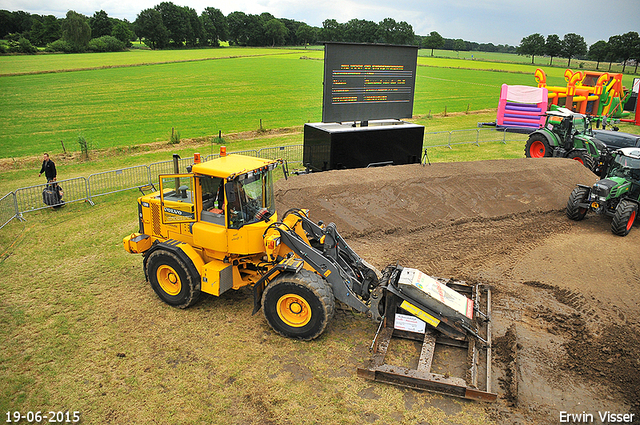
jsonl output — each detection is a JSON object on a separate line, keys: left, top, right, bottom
{"left": 226, "top": 169, "right": 275, "bottom": 229}
{"left": 199, "top": 176, "right": 225, "bottom": 225}
{"left": 159, "top": 175, "right": 195, "bottom": 223}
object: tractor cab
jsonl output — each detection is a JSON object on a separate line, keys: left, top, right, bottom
{"left": 544, "top": 107, "right": 593, "bottom": 144}
{"left": 607, "top": 148, "right": 640, "bottom": 182}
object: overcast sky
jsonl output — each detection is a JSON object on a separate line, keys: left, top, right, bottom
{"left": 3, "top": 0, "right": 639, "bottom": 46}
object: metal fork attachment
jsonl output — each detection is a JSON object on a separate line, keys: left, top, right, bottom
{"left": 357, "top": 266, "right": 496, "bottom": 402}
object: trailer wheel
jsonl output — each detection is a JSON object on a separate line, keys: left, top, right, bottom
{"left": 262, "top": 269, "right": 335, "bottom": 340}
{"left": 566, "top": 186, "right": 590, "bottom": 221}
{"left": 568, "top": 150, "right": 595, "bottom": 171}
{"left": 525, "top": 134, "right": 552, "bottom": 158}
{"left": 611, "top": 200, "right": 638, "bottom": 236}
{"left": 146, "top": 249, "right": 200, "bottom": 308}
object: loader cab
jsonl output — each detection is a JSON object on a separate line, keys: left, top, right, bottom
{"left": 168, "top": 153, "right": 279, "bottom": 256}
{"left": 224, "top": 169, "right": 276, "bottom": 229}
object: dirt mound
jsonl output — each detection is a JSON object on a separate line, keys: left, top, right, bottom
{"left": 276, "top": 158, "right": 597, "bottom": 237}
{"left": 274, "top": 158, "right": 639, "bottom": 423}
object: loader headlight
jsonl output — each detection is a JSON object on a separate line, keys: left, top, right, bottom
{"left": 267, "top": 237, "right": 281, "bottom": 250}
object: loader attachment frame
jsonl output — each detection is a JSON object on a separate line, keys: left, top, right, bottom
{"left": 358, "top": 267, "right": 496, "bottom": 402}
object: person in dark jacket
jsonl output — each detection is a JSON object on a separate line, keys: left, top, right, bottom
{"left": 39, "top": 153, "right": 57, "bottom": 182}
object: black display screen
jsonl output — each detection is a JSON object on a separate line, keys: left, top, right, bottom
{"left": 322, "top": 42, "right": 418, "bottom": 123}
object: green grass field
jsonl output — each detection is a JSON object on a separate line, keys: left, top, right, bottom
{"left": 1, "top": 46, "right": 637, "bottom": 160}
{"left": 420, "top": 48, "right": 638, "bottom": 74}
{"left": 2, "top": 45, "right": 640, "bottom": 422}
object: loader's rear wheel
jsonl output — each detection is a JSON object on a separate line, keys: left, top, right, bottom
{"left": 524, "top": 134, "right": 552, "bottom": 158}
{"left": 262, "top": 269, "right": 334, "bottom": 340}
{"left": 611, "top": 200, "right": 638, "bottom": 236}
{"left": 566, "top": 186, "right": 590, "bottom": 221}
{"left": 146, "top": 249, "right": 200, "bottom": 308}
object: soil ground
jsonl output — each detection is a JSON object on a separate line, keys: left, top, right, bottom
{"left": 275, "top": 157, "right": 640, "bottom": 424}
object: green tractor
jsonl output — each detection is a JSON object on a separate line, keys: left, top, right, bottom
{"left": 524, "top": 108, "right": 603, "bottom": 173}
{"left": 566, "top": 147, "right": 640, "bottom": 236}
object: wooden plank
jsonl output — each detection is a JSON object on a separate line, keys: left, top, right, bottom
{"left": 467, "top": 337, "right": 478, "bottom": 388}
{"left": 417, "top": 330, "right": 437, "bottom": 373}
{"left": 371, "top": 327, "right": 394, "bottom": 367}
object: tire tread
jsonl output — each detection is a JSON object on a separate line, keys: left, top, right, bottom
{"left": 611, "top": 199, "right": 638, "bottom": 236}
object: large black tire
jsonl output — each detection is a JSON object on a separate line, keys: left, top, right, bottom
{"left": 146, "top": 249, "right": 201, "bottom": 308}
{"left": 611, "top": 199, "right": 638, "bottom": 237}
{"left": 566, "top": 187, "right": 590, "bottom": 221}
{"left": 567, "top": 150, "right": 596, "bottom": 172}
{"left": 524, "top": 134, "right": 552, "bottom": 158}
{"left": 262, "top": 269, "right": 335, "bottom": 340}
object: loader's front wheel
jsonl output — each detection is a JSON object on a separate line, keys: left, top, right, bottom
{"left": 146, "top": 249, "right": 200, "bottom": 308}
{"left": 611, "top": 199, "right": 638, "bottom": 236}
{"left": 262, "top": 269, "right": 335, "bottom": 340}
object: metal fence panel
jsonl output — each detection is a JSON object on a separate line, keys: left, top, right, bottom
{"left": 88, "top": 165, "right": 151, "bottom": 199}
{"left": 449, "top": 129, "right": 481, "bottom": 146}
{"left": 230, "top": 149, "right": 259, "bottom": 158}
{"left": 258, "top": 145, "right": 303, "bottom": 163}
{"left": 424, "top": 128, "right": 528, "bottom": 150}
{"left": 203, "top": 153, "right": 220, "bottom": 162}
{"left": 423, "top": 131, "right": 452, "bottom": 148}
{"left": 203, "top": 149, "right": 259, "bottom": 163}
{"left": 502, "top": 129, "right": 528, "bottom": 144}
{"left": 477, "top": 128, "right": 503, "bottom": 144}
{"left": 15, "top": 177, "right": 90, "bottom": 215}
{"left": 0, "top": 191, "right": 17, "bottom": 230}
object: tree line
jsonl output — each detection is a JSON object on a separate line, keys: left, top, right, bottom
{"left": 0, "top": 5, "right": 517, "bottom": 55}
{"left": 518, "top": 32, "right": 640, "bottom": 73}
{"left": 1, "top": 4, "right": 636, "bottom": 74}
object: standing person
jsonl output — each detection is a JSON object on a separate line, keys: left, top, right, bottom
{"left": 39, "top": 153, "right": 57, "bottom": 182}
{"left": 39, "top": 153, "right": 63, "bottom": 207}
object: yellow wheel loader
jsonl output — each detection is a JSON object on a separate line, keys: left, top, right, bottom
{"left": 123, "top": 150, "right": 495, "bottom": 400}
{"left": 123, "top": 149, "right": 380, "bottom": 340}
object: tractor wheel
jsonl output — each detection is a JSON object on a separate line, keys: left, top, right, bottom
{"left": 146, "top": 249, "right": 201, "bottom": 308}
{"left": 568, "top": 150, "right": 596, "bottom": 172}
{"left": 611, "top": 199, "right": 638, "bottom": 237}
{"left": 524, "top": 134, "right": 552, "bottom": 158}
{"left": 566, "top": 186, "right": 590, "bottom": 221}
{"left": 262, "top": 269, "right": 335, "bottom": 340}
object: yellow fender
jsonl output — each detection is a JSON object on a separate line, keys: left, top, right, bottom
{"left": 123, "top": 233, "right": 152, "bottom": 254}
{"left": 172, "top": 241, "right": 205, "bottom": 276}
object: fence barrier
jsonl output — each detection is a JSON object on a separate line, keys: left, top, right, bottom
{"left": 0, "top": 191, "right": 17, "bottom": 230}
{"left": 14, "top": 177, "right": 93, "bottom": 217}
{"left": 258, "top": 145, "right": 304, "bottom": 166}
{"left": 2, "top": 129, "right": 529, "bottom": 226}
{"left": 423, "top": 128, "right": 524, "bottom": 149}
{"left": 88, "top": 164, "right": 152, "bottom": 200}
